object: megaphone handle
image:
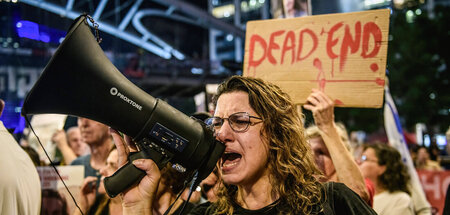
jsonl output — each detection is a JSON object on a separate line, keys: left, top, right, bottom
{"left": 104, "top": 148, "right": 169, "bottom": 198}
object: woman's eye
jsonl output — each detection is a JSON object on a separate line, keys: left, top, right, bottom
{"left": 212, "top": 121, "right": 222, "bottom": 127}
{"left": 234, "top": 119, "right": 248, "bottom": 124}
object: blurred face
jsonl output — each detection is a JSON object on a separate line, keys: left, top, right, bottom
{"left": 358, "top": 148, "right": 384, "bottom": 183}
{"left": 67, "top": 128, "right": 88, "bottom": 156}
{"left": 42, "top": 197, "right": 65, "bottom": 215}
{"left": 417, "top": 148, "right": 429, "bottom": 163}
{"left": 283, "top": 0, "right": 295, "bottom": 11}
{"left": 77, "top": 118, "right": 110, "bottom": 145}
{"left": 214, "top": 91, "right": 269, "bottom": 186}
{"left": 308, "top": 136, "right": 336, "bottom": 181}
{"left": 98, "top": 149, "right": 118, "bottom": 194}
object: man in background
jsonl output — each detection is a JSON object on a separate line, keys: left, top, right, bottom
{"left": 71, "top": 118, "right": 113, "bottom": 179}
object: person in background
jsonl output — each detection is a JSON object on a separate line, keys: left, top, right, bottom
{"left": 111, "top": 76, "right": 376, "bottom": 215}
{"left": 415, "top": 146, "right": 443, "bottom": 171}
{"left": 41, "top": 189, "right": 69, "bottom": 215}
{"left": 358, "top": 143, "right": 414, "bottom": 215}
{"left": 67, "top": 126, "right": 90, "bottom": 157}
{"left": 303, "top": 89, "right": 372, "bottom": 206}
{"left": 52, "top": 126, "right": 90, "bottom": 165}
{"left": 0, "top": 99, "right": 41, "bottom": 215}
{"left": 71, "top": 118, "right": 113, "bottom": 179}
{"left": 73, "top": 147, "right": 122, "bottom": 215}
{"left": 21, "top": 144, "right": 42, "bottom": 166}
{"left": 441, "top": 126, "right": 450, "bottom": 170}
{"left": 273, "top": 0, "right": 308, "bottom": 18}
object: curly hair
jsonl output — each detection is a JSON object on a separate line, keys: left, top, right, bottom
{"left": 212, "top": 76, "right": 323, "bottom": 215}
{"left": 364, "top": 143, "right": 411, "bottom": 195}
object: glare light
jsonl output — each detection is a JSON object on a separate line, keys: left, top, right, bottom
{"left": 59, "top": 37, "right": 65, "bottom": 43}
{"left": 429, "top": 93, "right": 436, "bottom": 100}
{"left": 258, "top": 0, "right": 265, "bottom": 3}
{"left": 13, "top": 42, "right": 19, "bottom": 48}
{"left": 191, "top": 67, "right": 203, "bottom": 75}
{"left": 15, "top": 20, "right": 67, "bottom": 44}
{"left": 415, "top": 9, "right": 422, "bottom": 15}
{"left": 226, "top": 34, "right": 233, "bottom": 41}
{"left": 39, "top": 34, "right": 50, "bottom": 43}
{"left": 406, "top": 10, "right": 415, "bottom": 23}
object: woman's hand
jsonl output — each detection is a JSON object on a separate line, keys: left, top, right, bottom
{"left": 303, "top": 89, "right": 335, "bottom": 131}
{"left": 78, "top": 176, "right": 98, "bottom": 213}
{"left": 109, "top": 128, "right": 161, "bottom": 215}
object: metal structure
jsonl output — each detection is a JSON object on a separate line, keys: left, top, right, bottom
{"left": 20, "top": 0, "right": 245, "bottom": 61}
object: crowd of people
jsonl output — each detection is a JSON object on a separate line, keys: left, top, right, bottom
{"left": 1, "top": 75, "right": 450, "bottom": 215}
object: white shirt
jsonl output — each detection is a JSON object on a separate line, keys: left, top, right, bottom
{"left": 374, "top": 190, "right": 414, "bottom": 215}
{"left": 0, "top": 121, "right": 41, "bottom": 215}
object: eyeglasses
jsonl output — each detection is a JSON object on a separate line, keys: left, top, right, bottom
{"left": 360, "top": 155, "right": 378, "bottom": 163}
{"left": 205, "top": 112, "right": 263, "bottom": 133}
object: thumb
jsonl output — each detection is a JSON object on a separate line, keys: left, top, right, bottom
{"left": 132, "top": 159, "right": 161, "bottom": 179}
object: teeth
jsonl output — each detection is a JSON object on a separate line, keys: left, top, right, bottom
{"left": 223, "top": 161, "right": 239, "bottom": 168}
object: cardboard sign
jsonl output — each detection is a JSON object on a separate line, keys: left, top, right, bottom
{"left": 37, "top": 165, "right": 84, "bottom": 214}
{"left": 417, "top": 170, "right": 450, "bottom": 215}
{"left": 243, "top": 9, "right": 390, "bottom": 108}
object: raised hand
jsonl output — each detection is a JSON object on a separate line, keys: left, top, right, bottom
{"left": 303, "top": 89, "right": 335, "bottom": 130}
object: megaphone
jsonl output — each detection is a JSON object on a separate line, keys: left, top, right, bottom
{"left": 21, "top": 14, "right": 225, "bottom": 198}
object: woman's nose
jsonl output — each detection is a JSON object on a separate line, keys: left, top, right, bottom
{"left": 215, "top": 120, "right": 233, "bottom": 143}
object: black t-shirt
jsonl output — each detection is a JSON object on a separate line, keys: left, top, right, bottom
{"left": 173, "top": 200, "right": 197, "bottom": 215}
{"left": 188, "top": 182, "right": 376, "bottom": 215}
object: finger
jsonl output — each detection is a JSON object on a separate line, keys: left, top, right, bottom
{"left": 124, "top": 135, "right": 138, "bottom": 152}
{"left": 132, "top": 159, "right": 162, "bottom": 194}
{"left": 315, "top": 90, "right": 333, "bottom": 107}
{"left": 303, "top": 104, "right": 314, "bottom": 111}
{"left": 81, "top": 176, "right": 98, "bottom": 187}
{"left": 305, "top": 94, "right": 320, "bottom": 107}
{"left": 81, "top": 177, "right": 98, "bottom": 192}
{"left": 313, "top": 91, "right": 327, "bottom": 105}
{"left": 110, "top": 128, "right": 130, "bottom": 166}
{"left": 132, "top": 159, "right": 159, "bottom": 176}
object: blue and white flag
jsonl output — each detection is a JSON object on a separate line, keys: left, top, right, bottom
{"left": 384, "top": 84, "right": 431, "bottom": 215}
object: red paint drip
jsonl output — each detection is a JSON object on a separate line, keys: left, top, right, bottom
{"left": 320, "top": 27, "right": 326, "bottom": 36}
{"left": 313, "top": 58, "right": 326, "bottom": 91}
{"left": 314, "top": 58, "right": 322, "bottom": 71}
{"left": 331, "top": 58, "right": 335, "bottom": 77}
{"left": 375, "top": 78, "right": 385, "bottom": 86}
{"left": 370, "top": 63, "right": 379, "bottom": 72}
{"left": 334, "top": 99, "right": 344, "bottom": 105}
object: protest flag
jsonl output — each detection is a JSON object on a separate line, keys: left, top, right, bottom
{"left": 384, "top": 80, "right": 432, "bottom": 215}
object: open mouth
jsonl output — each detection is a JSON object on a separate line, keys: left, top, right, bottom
{"left": 221, "top": 152, "right": 242, "bottom": 168}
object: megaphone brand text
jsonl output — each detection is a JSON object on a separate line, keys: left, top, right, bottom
{"left": 110, "top": 87, "right": 142, "bottom": 111}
